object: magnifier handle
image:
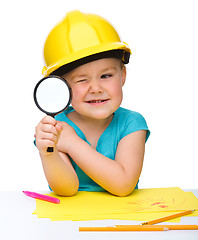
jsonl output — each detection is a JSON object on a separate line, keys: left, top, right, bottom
{"left": 47, "top": 114, "right": 55, "bottom": 153}
{"left": 47, "top": 147, "right": 54, "bottom": 152}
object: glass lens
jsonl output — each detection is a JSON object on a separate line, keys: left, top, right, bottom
{"left": 35, "top": 77, "right": 70, "bottom": 113}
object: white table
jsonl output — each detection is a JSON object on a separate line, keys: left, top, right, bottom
{"left": 1, "top": 190, "right": 198, "bottom": 240}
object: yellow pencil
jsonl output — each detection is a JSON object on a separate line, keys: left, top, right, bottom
{"left": 79, "top": 226, "right": 169, "bottom": 231}
{"left": 115, "top": 225, "right": 198, "bottom": 230}
{"left": 141, "top": 209, "right": 195, "bottom": 225}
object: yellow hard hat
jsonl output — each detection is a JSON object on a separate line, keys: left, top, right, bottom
{"left": 42, "top": 10, "right": 131, "bottom": 77}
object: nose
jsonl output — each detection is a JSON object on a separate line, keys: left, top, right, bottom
{"left": 89, "top": 79, "right": 103, "bottom": 94}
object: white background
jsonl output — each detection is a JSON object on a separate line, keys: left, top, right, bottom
{"left": 0, "top": 0, "right": 197, "bottom": 191}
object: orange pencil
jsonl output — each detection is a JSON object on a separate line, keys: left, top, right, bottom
{"left": 161, "top": 225, "right": 198, "bottom": 230}
{"left": 79, "top": 226, "right": 169, "bottom": 231}
{"left": 141, "top": 209, "right": 195, "bottom": 225}
{"left": 115, "top": 225, "right": 198, "bottom": 230}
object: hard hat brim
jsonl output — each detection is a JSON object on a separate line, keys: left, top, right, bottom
{"left": 51, "top": 49, "right": 130, "bottom": 77}
{"left": 42, "top": 42, "right": 131, "bottom": 77}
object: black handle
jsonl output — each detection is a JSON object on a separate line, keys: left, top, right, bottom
{"left": 47, "top": 147, "right": 54, "bottom": 152}
{"left": 47, "top": 114, "right": 55, "bottom": 153}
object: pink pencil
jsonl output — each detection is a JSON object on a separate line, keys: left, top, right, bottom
{"left": 23, "top": 191, "right": 60, "bottom": 204}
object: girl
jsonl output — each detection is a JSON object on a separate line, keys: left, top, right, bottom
{"left": 35, "top": 10, "right": 150, "bottom": 197}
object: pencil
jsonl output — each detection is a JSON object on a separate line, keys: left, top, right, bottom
{"left": 115, "top": 225, "right": 198, "bottom": 230}
{"left": 162, "top": 225, "right": 198, "bottom": 230}
{"left": 141, "top": 209, "right": 195, "bottom": 225}
{"left": 79, "top": 226, "right": 169, "bottom": 231}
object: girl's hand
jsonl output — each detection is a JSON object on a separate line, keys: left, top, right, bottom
{"left": 56, "top": 121, "right": 78, "bottom": 153}
{"left": 35, "top": 116, "right": 62, "bottom": 154}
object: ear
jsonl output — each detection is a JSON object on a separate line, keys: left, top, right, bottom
{"left": 121, "top": 66, "right": 127, "bottom": 86}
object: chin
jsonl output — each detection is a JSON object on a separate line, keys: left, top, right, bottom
{"left": 89, "top": 109, "right": 115, "bottom": 120}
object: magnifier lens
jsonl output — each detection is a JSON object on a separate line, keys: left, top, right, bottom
{"left": 34, "top": 76, "right": 72, "bottom": 152}
{"left": 34, "top": 76, "right": 71, "bottom": 116}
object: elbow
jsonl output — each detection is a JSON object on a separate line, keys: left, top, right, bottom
{"left": 115, "top": 192, "right": 132, "bottom": 197}
{"left": 108, "top": 182, "right": 136, "bottom": 197}
{"left": 50, "top": 182, "right": 79, "bottom": 197}
{"left": 56, "top": 188, "right": 78, "bottom": 197}
{"left": 54, "top": 190, "right": 78, "bottom": 197}
{"left": 112, "top": 188, "right": 134, "bottom": 197}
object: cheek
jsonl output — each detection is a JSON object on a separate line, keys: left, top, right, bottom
{"left": 112, "top": 82, "right": 124, "bottom": 105}
{"left": 70, "top": 86, "right": 85, "bottom": 105}
{"left": 110, "top": 82, "right": 123, "bottom": 97}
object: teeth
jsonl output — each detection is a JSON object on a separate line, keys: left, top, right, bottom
{"left": 89, "top": 100, "right": 105, "bottom": 103}
{"left": 87, "top": 99, "right": 108, "bottom": 103}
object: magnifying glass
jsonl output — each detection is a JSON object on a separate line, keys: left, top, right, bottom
{"left": 33, "top": 75, "right": 72, "bottom": 152}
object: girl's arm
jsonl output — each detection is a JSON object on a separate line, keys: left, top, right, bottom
{"left": 39, "top": 149, "right": 79, "bottom": 196}
{"left": 58, "top": 122, "right": 146, "bottom": 196}
{"left": 35, "top": 116, "right": 79, "bottom": 196}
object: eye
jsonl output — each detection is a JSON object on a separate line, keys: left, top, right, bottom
{"left": 101, "top": 74, "right": 112, "bottom": 79}
{"left": 76, "top": 79, "right": 87, "bottom": 83}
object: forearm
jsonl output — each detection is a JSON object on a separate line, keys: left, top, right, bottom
{"left": 67, "top": 136, "right": 138, "bottom": 196}
{"left": 40, "top": 149, "right": 79, "bottom": 196}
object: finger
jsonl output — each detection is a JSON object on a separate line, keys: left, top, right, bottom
{"left": 41, "top": 124, "right": 59, "bottom": 135}
{"left": 36, "top": 138, "right": 55, "bottom": 149}
{"left": 38, "top": 131, "right": 58, "bottom": 143}
{"left": 41, "top": 116, "right": 56, "bottom": 126}
{"left": 56, "top": 121, "right": 68, "bottom": 127}
{"left": 35, "top": 116, "right": 56, "bottom": 134}
{"left": 55, "top": 123, "right": 62, "bottom": 133}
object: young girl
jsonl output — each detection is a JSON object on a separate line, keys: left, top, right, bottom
{"left": 35, "top": 10, "right": 150, "bottom": 197}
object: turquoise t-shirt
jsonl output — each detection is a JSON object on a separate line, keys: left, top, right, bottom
{"left": 54, "top": 106, "right": 150, "bottom": 192}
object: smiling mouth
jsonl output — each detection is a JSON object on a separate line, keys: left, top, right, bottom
{"left": 86, "top": 99, "right": 109, "bottom": 104}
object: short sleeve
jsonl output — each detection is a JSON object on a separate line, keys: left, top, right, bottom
{"left": 121, "top": 112, "right": 150, "bottom": 142}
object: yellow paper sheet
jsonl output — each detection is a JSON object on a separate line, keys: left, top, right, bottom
{"left": 48, "top": 212, "right": 183, "bottom": 222}
{"left": 33, "top": 187, "right": 198, "bottom": 222}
